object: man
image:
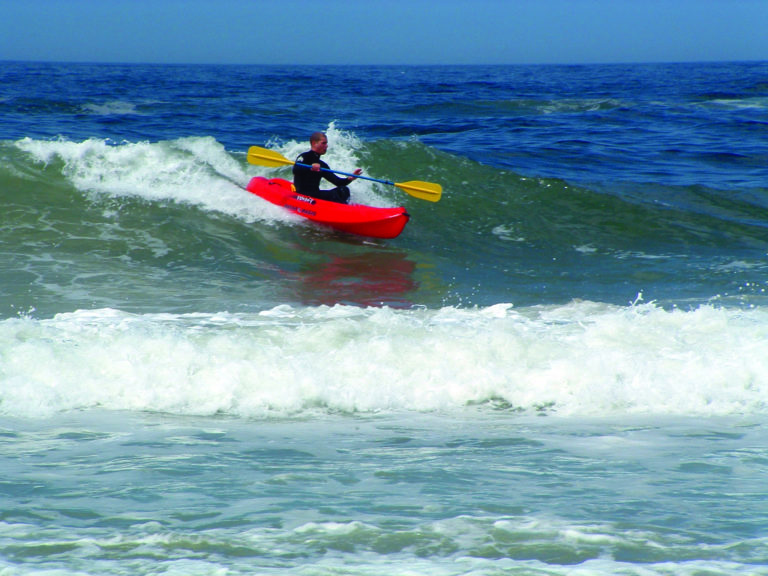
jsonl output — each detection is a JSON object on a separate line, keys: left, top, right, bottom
{"left": 293, "top": 132, "right": 363, "bottom": 204}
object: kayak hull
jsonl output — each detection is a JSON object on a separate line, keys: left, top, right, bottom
{"left": 246, "top": 177, "right": 410, "bottom": 239}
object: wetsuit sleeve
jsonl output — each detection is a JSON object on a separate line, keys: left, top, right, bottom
{"left": 319, "top": 160, "right": 351, "bottom": 187}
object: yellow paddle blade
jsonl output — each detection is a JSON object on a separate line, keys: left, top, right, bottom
{"left": 394, "top": 180, "right": 442, "bottom": 202}
{"left": 247, "top": 146, "right": 293, "bottom": 167}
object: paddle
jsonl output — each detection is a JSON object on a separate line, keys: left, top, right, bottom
{"left": 247, "top": 145, "right": 442, "bottom": 202}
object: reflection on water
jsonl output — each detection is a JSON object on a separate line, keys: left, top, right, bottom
{"left": 295, "top": 251, "right": 418, "bottom": 308}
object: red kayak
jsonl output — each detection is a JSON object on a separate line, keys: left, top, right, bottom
{"left": 246, "top": 177, "right": 410, "bottom": 239}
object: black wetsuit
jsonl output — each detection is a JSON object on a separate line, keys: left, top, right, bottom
{"left": 292, "top": 150, "right": 351, "bottom": 204}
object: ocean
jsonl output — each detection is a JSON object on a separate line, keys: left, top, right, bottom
{"left": 1, "top": 60, "right": 768, "bottom": 575}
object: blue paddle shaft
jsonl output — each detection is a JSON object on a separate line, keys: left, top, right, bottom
{"left": 295, "top": 162, "right": 394, "bottom": 186}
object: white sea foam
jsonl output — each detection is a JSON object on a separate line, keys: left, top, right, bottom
{"left": 82, "top": 101, "right": 142, "bottom": 116}
{"left": 2, "top": 301, "right": 767, "bottom": 419}
{"left": 14, "top": 128, "right": 396, "bottom": 226}
{"left": 14, "top": 136, "right": 291, "bottom": 225}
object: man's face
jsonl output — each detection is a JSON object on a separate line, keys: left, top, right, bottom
{"left": 312, "top": 137, "right": 329, "bottom": 155}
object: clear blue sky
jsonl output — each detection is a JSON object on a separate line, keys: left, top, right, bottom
{"left": 2, "top": 0, "right": 766, "bottom": 65}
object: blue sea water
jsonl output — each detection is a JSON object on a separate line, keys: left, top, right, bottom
{"left": 1, "top": 60, "right": 768, "bottom": 575}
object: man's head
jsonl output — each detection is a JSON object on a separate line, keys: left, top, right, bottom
{"left": 310, "top": 132, "right": 329, "bottom": 155}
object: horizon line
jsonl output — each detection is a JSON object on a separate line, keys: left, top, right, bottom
{"left": 2, "top": 58, "right": 767, "bottom": 68}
